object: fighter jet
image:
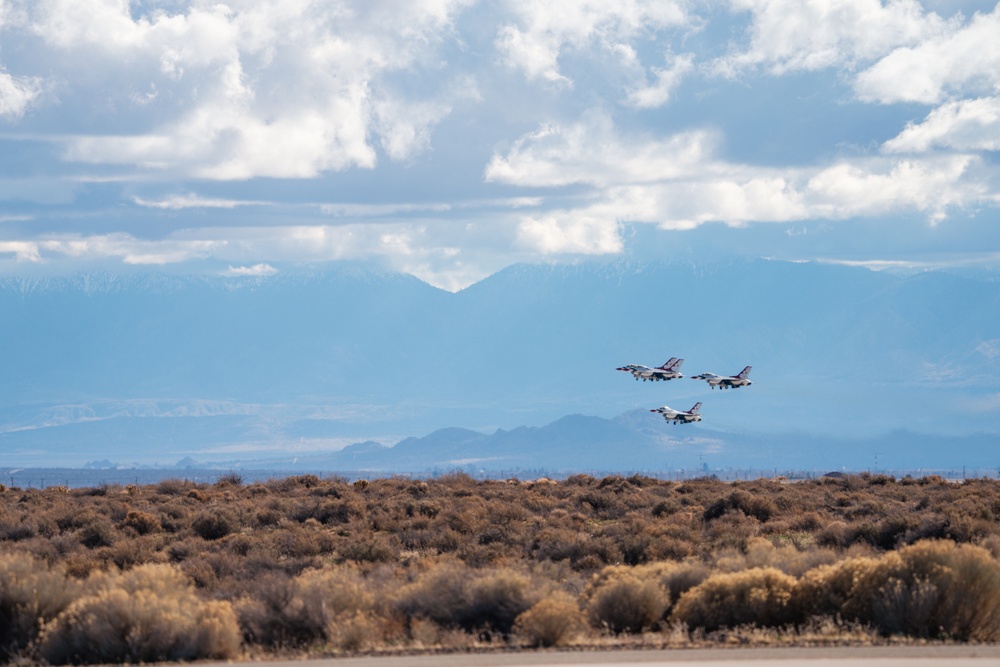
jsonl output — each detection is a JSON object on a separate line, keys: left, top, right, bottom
{"left": 616, "top": 358, "right": 684, "bottom": 382}
{"left": 691, "top": 366, "right": 753, "bottom": 390}
{"left": 651, "top": 402, "right": 702, "bottom": 424}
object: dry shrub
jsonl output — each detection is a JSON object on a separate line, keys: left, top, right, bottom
{"left": 0, "top": 553, "right": 79, "bottom": 661}
{"left": 704, "top": 490, "right": 776, "bottom": 523}
{"left": 77, "top": 518, "right": 116, "bottom": 548}
{"left": 394, "top": 562, "right": 538, "bottom": 637}
{"left": 237, "top": 573, "right": 310, "bottom": 647}
{"left": 816, "top": 520, "right": 849, "bottom": 548}
{"left": 155, "top": 478, "right": 191, "bottom": 495}
{"left": 465, "top": 569, "right": 538, "bottom": 636}
{"left": 513, "top": 591, "right": 584, "bottom": 647}
{"left": 407, "top": 617, "right": 441, "bottom": 646}
{"left": 672, "top": 567, "right": 797, "bottom": 632}
{"left": 215, "top": 472, "right": 244, "bottom": 487}
{"left": 704, "top": 510, "right": 762, "bottom": 551}
{"left": 106, "top": 535, "right": 161, "bottom": 569}
{"left": 743, "top": 537, "right": 838, "bottom": 577}
{"left": 790, "top": 555, "right": 881, "bottom": 622}
{"left": 651, "top": 561, "right": 712, "bottom": 603}
{"left": 792, "top": 540, "right": 1000, "bottom": 640}
{"left": 120, "top": 509, "right": 161, "bottom": 535}
{"left": 296, "top": 566, "right": 374, "bottom": 622}
{"left": 191, "top": 512, "right": 234, "bottom": 540}
{"left": 327, "top": 610, "right": 382, "bottom": 651}
{"left": 37, "top": 563, "right": 240, "bottom": 664}
{"left": 584, "top": 569, "right": 668, "bottom": 634}
{"left": 880, "top": 541, "right": 1000, "bottom": 640}
{"left": 338, "top": 534, "right": 399, "bottom": 563}
{"left": 238, "top": 565, "right": 374, "bottom": 648}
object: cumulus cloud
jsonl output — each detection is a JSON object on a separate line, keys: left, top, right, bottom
{"left": 8, "top": 0, "right": 474, "bottom": 179}
{"left": 0, "top": 69, "right": 41, "bottom": 119}
{"left": 883, "top": 96, "right": 1000, "bottom": 153}
{"left": 495, "top": 0, "right": 688, "bottom": 85}
{"left": 805, "top": 155, "right": 977, "bottom": 222}
{"left": 489, "top": 111, "right": 989, "bottom": 234}
{"left": 625, "top": 52, "right": 694, "bottom": 108}
{"left": 717, "top": 0, "right": 947, "bottom": 75}
{"left": 0, "top": 240, "right": 40, "bottom": 261}
{"left": 484, "top": 110, "right": 717, "bottom": 187}
{"left": 515, "top": 214, "right": 623, "bottom": 255}
{"left": 854, "top": 5, "right": 1000, "bottom": 104}
{"left": 0, "top": 0, "right": 998, "bottom": 284}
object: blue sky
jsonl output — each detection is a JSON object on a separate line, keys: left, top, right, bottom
{"left": 1, "top": 0, "right": 998, "bottom": 290}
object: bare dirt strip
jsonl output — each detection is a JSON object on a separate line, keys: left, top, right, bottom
{"left": 239, "top": 645, "right": 1000, "bottom": 667}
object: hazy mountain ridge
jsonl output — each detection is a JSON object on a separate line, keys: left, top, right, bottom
{"left": 1, "top": 259, "right": 998, "bottom": 468}
{"left": 81, "top": 412, "right": 996, "bottom": 476}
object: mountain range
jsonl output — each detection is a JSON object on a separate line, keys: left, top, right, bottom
{"left": 1, "top": 259, "right": 998, "bottom": 471}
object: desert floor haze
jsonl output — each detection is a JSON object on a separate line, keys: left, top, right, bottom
{"left": 4, "top": 473, "right": 1000, "bottom": 664}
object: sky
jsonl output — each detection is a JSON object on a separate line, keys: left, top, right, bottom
{"left": 0, "top": 0, "right": 998, "bottom": 291}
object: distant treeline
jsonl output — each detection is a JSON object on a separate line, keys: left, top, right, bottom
{"left": 3, "top": 472, "right": 1000, "bottom": 664}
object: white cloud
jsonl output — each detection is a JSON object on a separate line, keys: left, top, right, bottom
{"left": 625, "top": 52, "right": 694, "bottom": 109}
{"left": 495, "top": 1, "right": 688, "bottom": 85}
{"left": 805, "top": 155, "right": 977, "bottom": 222}
{"left": 372, "top": 77, "right": 480, "bottom": 162}
{"left": 0, "top": 240, "right": 40, "bottom": 261}
{"left": 36, "top": 233, "right": 223, "bottom": 265}
{"left": 9, "top": 0, "right": 474, "bottom": 179}
{"left": 717, "top": 0, "right": 948, "bottom": 75}
{"left": 321, "top": 202, "right": 452, "bottom": 217}
{"left": 133, "top": 194, "right": 268, "bottom": 209}
{"left": 884, "top": 96, "right": 1000, "bottom": 153}
{"left": 488, "top": 112, "right": 991, "bottom": 231}
{"left": 0, "top": 0, "right": 999, "bottom": 283}
{"left": 0, "top": 69, "right": 41, "bottom": 119}
{"left": 223, "top": 263, "right": 278, "bottom": 277}
{"left": 977, "top": 340, "right": 1000, "bottom": 360}
{"left": 516, "top": 214, "right": 622, "bottom": 254}
{"left": 816, "top": 257, "right": 929, "bottom": 270}
{"left": 484, "top": 110, "right": 717, "bottom": 187}
{"left": 854, "top": 5, "right": 1000, "bottom": 104}
{"left": 5, "top": 221, "right": 521, "bottom": 290}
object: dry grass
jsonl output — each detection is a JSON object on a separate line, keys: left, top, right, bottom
{"left": 513, "top": 591, "right": 586, "bottom": 647}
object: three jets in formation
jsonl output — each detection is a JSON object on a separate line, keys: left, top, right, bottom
{"left": 616, "top": 359, "right": 753, "bottom": 425}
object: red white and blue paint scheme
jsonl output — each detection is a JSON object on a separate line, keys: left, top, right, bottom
{"left": 616, "top": 357, "right": 684, "bottom": 381}
{"left": 690, "top": 366, "right": 753, "bottom": 389}
{"left": 650, "top": 402, "right": 702, "bottom": 424}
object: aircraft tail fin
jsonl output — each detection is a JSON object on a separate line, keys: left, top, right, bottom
{"left": 668, "top": 358, "right": 684, "bottom": 372}
{"left": 689, "top": 402, "right": 702, "bottom": 415}
{"left": 737, "top": 366, "right": 752, "bottom": 379}
{"left": 659, "top": 357, "right": 678, "bottom": 370}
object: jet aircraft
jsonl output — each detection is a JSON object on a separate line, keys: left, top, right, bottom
{"left": 691, "top": 366, "right": 753, "bottom": 389}
{"left": 650, "top": 402, "right": 702, "bottom": 424}
{"left": 616, "top": 358, "right": 684, "bottom": 381}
